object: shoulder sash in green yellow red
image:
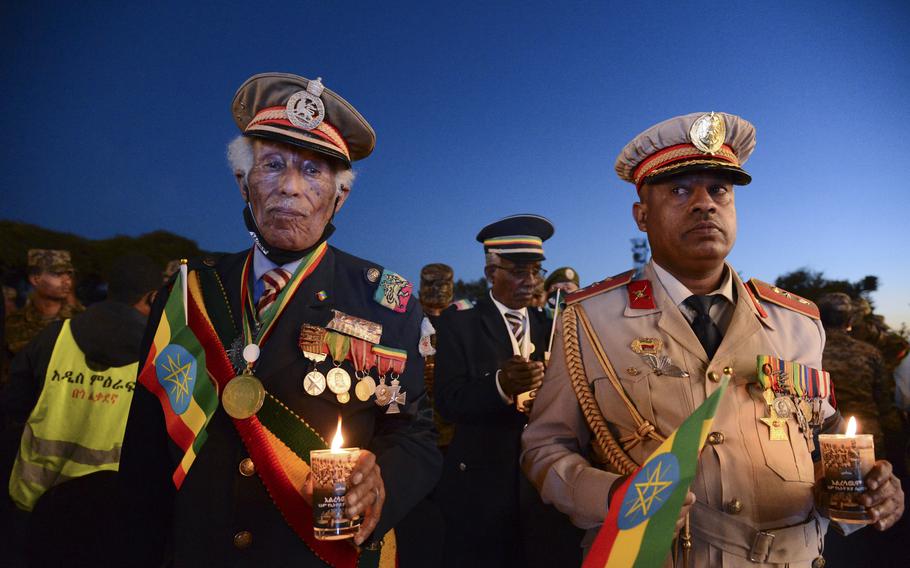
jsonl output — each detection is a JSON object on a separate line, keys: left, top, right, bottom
{"left": 240, "top": 242, "right": 329, "bottom": 349}
{"left": 756, "top": 355, "right": 832, "bottom": 400}
{"left": 747, "top": 279, "right": 820, "bottom": 320}
{"left": 566, "top": 269, "right": 635, "bottom": 305}
{"left": 182, "top": 268, "right": 393, "bottom": 568}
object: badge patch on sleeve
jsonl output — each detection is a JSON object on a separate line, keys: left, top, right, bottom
{"left": 374, "top": 270, "right": 413, "bottom": 312}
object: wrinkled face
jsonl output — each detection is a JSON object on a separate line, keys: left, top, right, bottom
{"left": 485, "top": 257, "right": 544, "bottom": 310}
{"left": 633, "top": 172, "right": 737, "bottom": 275}
{"left": 420, "top": 267, "right": 454, "bottom": 310}
{"left": 239, "top": 139, "right": 349, "bottom": 251}
{"left": 30, "top": 270, "right": 73, "bottom": 301}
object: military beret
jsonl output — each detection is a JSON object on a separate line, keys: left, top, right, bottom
{"left": 28, "top": 249, "right": 74, "bottom": 273}
{"left": 615, "top": 112, "right": 756, "bottom": 189}
{"left": 232, "top": 72, "right": 376, "bottom": 164}
{"left": 476, "top": 214, "right": 554, "bottom": 263}
{"left": 545, "top": 266, "right": 579, "bottom": 290}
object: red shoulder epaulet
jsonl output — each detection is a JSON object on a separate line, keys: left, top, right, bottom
{"left": 747, "top": 278, "right": 819, "bottom": 320}
{"left": 566, "top": 269, "right": 635, "bottom": 305}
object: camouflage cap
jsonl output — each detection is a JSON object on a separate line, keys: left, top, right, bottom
{"left": 27, "top": 249, "right": 74, "bottom": 272}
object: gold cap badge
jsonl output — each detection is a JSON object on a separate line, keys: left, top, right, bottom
{"left": 688, "top": 112, "right": 726, "bottom": 155}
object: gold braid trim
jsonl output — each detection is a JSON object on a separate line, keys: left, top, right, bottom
{"left": 562, "top": 304, "right": 638, "bottom": 475}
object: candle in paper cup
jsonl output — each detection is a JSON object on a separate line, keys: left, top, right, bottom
{"left": 818, "top": 416, "right": 875, "bottom": 524}
{"left": 310, "top": 417, "right": 362, "bottom": 540}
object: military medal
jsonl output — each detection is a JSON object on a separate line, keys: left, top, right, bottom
{"left": 303, "top": 370, "right": 327, "bottom": 396}
{"left": 759, "top": 388, "right": 789, "bottom": 441}
{"left": 631, "top": 337, "right": 688, "bottom": 378}
{"left": 373, "top": 345, "right": 407, "bottom": 411}
{"left": 350, "top": 338, "right": 377, "bottom": 402}
{"left": 222, "top": 373, "right": 266, "bottom": 419}
{"left": 298, "top": 324, "right": 329, "bottom": 396}
{"left": 327, "top": 310, "right": 382, "bottom": 345}
{"left": 227, "top": 335, "right": 247, "bottom": 373}
{"left": 298, "top": 324, "right": 328, "bottom": 363}
{"left": 630, "top": 337, "right": 662, "bottom": 355}
{"left": 771, "top": 395, "right": 795, "bottom": 420}
{"left": 325, "top": 332, "right": 353, "bottom": 402}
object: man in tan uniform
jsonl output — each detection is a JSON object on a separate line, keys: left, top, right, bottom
{"left": 5, "top": 250, "right": 83, "bottom": 355}
{"left": 521, "top": 112, "right": 904, "bottom": 566}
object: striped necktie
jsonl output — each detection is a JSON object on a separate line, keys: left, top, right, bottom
{"left": 257, "top": 267, "right": 292, "bottom": 319}
{"left": 504, "top": 310, "right": 525, "bottom": 344}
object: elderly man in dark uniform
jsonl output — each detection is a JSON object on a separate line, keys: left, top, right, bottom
{"left": 120, "top": 73, "right": 441, "bottom": 567}
{"left": 433, "top": 215, "right": 583, "bottom": 567}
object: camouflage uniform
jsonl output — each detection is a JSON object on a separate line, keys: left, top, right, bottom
{"left": 4, "top": 249, "right": 84, "bottom": 355}
{"left": 823, "top": 330, "right": 893, "bottom": 456}
{"left": 5, "top": 294, "right": 84, "bottom": 354}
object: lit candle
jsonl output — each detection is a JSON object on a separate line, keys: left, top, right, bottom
{"left": 818, "top": 416, "right": 876, "bottom": 524}
{"left": 310, "top": 416, "right": 362, "bottom": 540}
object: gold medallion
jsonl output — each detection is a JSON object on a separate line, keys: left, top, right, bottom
{"left": 689, "top": 112, "right": 726, "bottom": 154}
{"left": 303, "top": 370, "right": 327, "bottom": 396}
{"left": 355, "top": 376, "right": 377, "bottom": 401}
{"left": 326, "top": 367, "right": 352, "bottom": 394}
{"left": 760, "top": 415, "right": 790, "bottom": 441}
{"left": 336, "top": 391, "right": 351, "bottom": 404}
{"left": 222, "top": 374, "right": 266, "bottom": 420}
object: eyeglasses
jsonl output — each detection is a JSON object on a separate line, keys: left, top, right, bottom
{"left": 490, "top": 265, "right": 547, "bottom": 280}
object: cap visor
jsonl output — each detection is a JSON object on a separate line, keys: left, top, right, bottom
{"left": 497, "top": 252, "right": 546, "bottom": 263}
{"left": 244, "top": 131, "right": 351, "bottom": 166}
{"left": 645, "top": 162, "right": 751, "bottom": 186}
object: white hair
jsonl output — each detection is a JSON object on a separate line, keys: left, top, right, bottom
{"left": 226, "top": 135, "right": 355, "bottom": 192}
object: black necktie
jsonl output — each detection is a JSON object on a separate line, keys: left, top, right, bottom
{"left": 683, "top": 295, "right": 723, "bottom": 359}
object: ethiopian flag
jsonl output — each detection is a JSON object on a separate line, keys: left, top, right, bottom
{"left": 137, "top": 270, "right": 219, "bottom": 488}
{"left": 583, "top": 377, "right": 729, "bottom": 568}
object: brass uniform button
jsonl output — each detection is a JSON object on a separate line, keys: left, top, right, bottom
{"left": 458, "top": 462, "right": 467, "bottom": 472}
{"left": 707, "top": 432, "right": 725, "bottom": 445}
{"left": 812, "top": 557, "right": 826, "bottom": 568}
{"left": 725, "top": 498, "right": 744, "bottom": 514}
{"left": 722, "top": 366, "right": 734, "bottom": 376}
{"left": 239, "top": 458, "right": 256, "bottom": 477}
{"left": 707, "top": 371, "right": 720, "bottom": 383}
{"left": 233, "top": 530, "right": 253, "bottom": 550}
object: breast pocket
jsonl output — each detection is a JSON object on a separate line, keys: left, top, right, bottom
{"left": 751, "top": 395, "right": 815, "bottom": 482}
{"left": 591, "top": 373, "right": 656, "bottom": 437}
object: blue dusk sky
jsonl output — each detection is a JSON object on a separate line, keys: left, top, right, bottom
{"left": 3, "top": 1, "right": 909, "bottom": 328}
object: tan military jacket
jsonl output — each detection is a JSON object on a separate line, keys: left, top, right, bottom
{"left": 521, "top": 262, "right": 834, "bottom": 567}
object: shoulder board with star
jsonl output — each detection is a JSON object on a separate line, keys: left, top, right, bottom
{"left": 747, "top": 278, "right": 819, "bottom": 320}
{"left": 366, "top": 266, "right": 413, "bottom": 313}
{"left": 566, "top": 269, "right": 635, "bottom": 305}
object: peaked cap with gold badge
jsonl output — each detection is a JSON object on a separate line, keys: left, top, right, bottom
{"left": 232, "top": 72, "right": 376, "bottom": 165}
{"left": 615, "top": 111, "right": 756, "bottom": 189}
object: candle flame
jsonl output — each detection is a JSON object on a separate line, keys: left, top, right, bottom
{"left": 846, "top": 416, "right": 857, "bottom": 437}
{"left": 330, "top": 416, "right": 344, "bottom": 452}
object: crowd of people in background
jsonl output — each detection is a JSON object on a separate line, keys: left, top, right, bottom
{"left": 1, "top": 244, "right": 908, "bottom": 566}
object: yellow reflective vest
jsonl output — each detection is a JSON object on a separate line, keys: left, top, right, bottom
{"left": 9, "top": 320, "right": 138, "bottom": 511}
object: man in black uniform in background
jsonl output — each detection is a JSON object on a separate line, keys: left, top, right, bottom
{"left": 120, "top": 72, "right": 441, "bottom": 567}
{"left": 433, "top": 215, "right": 583, "bottom": 567}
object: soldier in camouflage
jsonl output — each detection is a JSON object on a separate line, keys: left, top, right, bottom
{"left": 819, "top": 293, "right": 897, "bottom": 457}
{"left": 4, "top": 250, "right": 84, "bottom": 355}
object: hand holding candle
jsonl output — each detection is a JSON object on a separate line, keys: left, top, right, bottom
{"left": 310, "top": 417, "right": 385, "bottom": 543}
{"left": 818, "top": 416, "right": 904, "bottom": 529}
